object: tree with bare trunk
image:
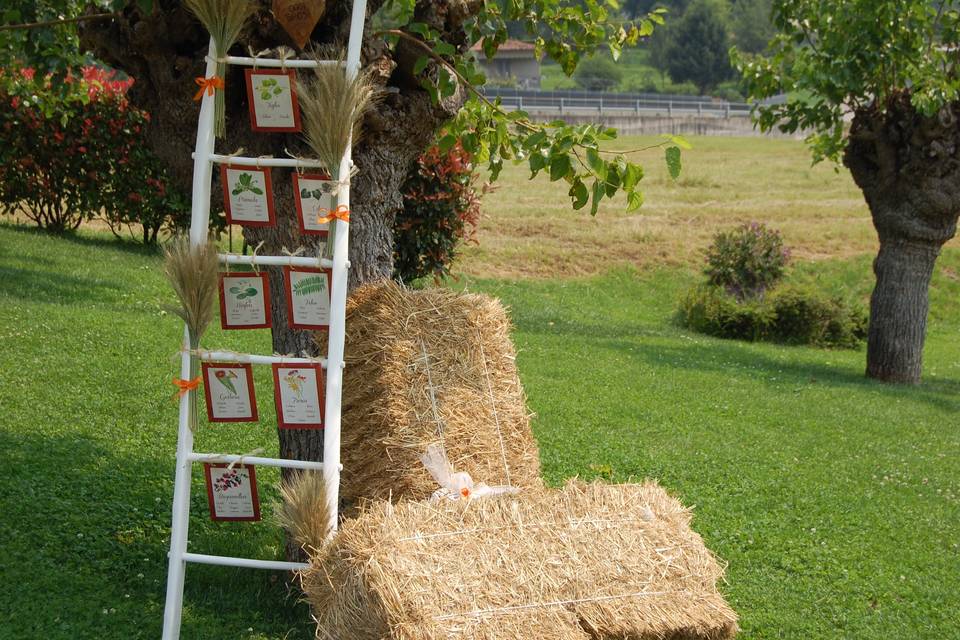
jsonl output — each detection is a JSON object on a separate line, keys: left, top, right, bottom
{"left": 735, "top": 0, "right": 960, "bottom": 384}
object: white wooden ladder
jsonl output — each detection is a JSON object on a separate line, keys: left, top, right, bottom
{"left": 161, "top": 2, "right": 367, "bottom": 638}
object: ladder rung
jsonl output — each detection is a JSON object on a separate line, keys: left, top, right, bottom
{"left": 182, "top": 552, "right": 309, "bottom": 572}
{"left": 196, "top": 350, "right": 328, "bottom": 367}
{"left": 188, "top": 453, "right": 328, "bottom": 471}
{"left": 220, "top": 253, "right": 336, "bottom": 269}
{"left": 201, "top": 153, "right": 326, "bottom": 169}
{"left": 224, "top": 56, "right": 344, "bottom": 69}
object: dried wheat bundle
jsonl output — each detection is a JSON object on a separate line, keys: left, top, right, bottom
{"left": 302, "top": 480, "right": 739, "bottom": 640}
{"left": 314, "top": 282, "right": 542, "bottom": 514}
{"left": 184, "top": 0, "right": 256, "bottom": 137}
{"left": 276, "top": 470, "right": 331, "bottom": 552}
{"left": 163, "top": 237, "right": 220, "bottom": 430}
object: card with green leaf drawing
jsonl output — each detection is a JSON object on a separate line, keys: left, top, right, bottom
{"left": 201, "top": 362, "right": 258, "bottom": 423}
{"left": 283, "top": 266, "right": 331, "bottom": 330}
{"left": 203, "top": 463, "right": 261, "bottom": 521}
{"left": 292, "top": 172, "right": 335, "bottom": 236}
{"left": 218, "top": 272, "right": 272, "bottom": 330}
{"left": 244, "top": 69, "right": 301, "bottom": 132}
{"left": 220, "top": 164, "right": 276, "bottom": 227}
{"left": 271, "top": 363, "right": 324, "bottom": 429}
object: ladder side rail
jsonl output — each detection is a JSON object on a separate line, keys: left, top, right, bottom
{"left": 161, "top": 37, "right": 218, "bottom": 640}
{"left": 322, "top": 0, "right": 368, "bottom": 535}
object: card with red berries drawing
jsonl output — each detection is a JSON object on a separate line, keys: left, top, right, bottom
{"left": 203, "top": 463, "right": 261, "bottom": 521}
{"left": 272, "top": 363, "right": 324, "bottom": 429}
{"left": 201, "top": 362, "right": 258, "bottom": 423}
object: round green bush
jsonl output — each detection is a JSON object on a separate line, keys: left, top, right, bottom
{"left": 705, "top": 222, "right": 789, "bottom": 300}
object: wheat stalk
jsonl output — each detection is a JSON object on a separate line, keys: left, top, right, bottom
{"left": 276, "top": 470, "right": 332, "bottom": 554}
{"left": 183, "top": 0, "right": 256, "bottom": 137}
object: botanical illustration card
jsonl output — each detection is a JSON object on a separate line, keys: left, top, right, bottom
{"left": 203, "top": 463, "right": 261, "bottom": 521}
{"left": 244, "top": 69, "right": 302, "bottom": 132}
{"left": 219, "top": 272, "right": 272, "bottom": 330}
{"left": 272, "top": 363, "right": 324, "bottom": 429}
{"left": 220, "top": 164, "right": 275, "bottom": 227}
{"left": 292, "top": 172, "right": 334, "bottom": 236}
{"left": 201, "top": 362, "right": 258, "bottom": 423}
{"left": 283, "top": 266, "right": 331, "bottom": 330}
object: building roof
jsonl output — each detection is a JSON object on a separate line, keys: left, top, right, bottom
{"left": 470, "top": 39, "right": 537, "bottom": 53}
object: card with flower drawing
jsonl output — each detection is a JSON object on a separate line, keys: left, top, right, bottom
{"left": 219, "top": 272, "right": 271, "bottom": 329}
{"left": 292, "top": 172, "right": 334, "bottom": 236}
{"left": 283, "top": 266, "right": 331, "bottom": 330}
{"left": 244, "top": 69, "right": 301, "bottom": 132}
{"left": 220, "top": 164, "right": 275, "bottom": 227}
{"left": 201, "top": 362, "right": 258, "bottom": 423}
{"left": 272, "top": 363, "right": 324, "bottom": 429}
{"left": 203, "top": 463, "right": 261, "bottom": 521}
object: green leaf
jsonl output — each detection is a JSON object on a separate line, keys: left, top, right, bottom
{"left": 665, "top": 146, "right": 682, "bottom": 180}
{"left": 413, "top": 56, "right": 429, "bottom": 75}
{"left": 585, "top": 147, "right": 606, "bottom": 177}
{"left": 660, "top": 134, "right": 692, "bottom": 150}
{"left": 623, "top": 163, "right": 643, "bottom": 191}
{"left": 590, "top": 179, "right": 604, "bottom": 215}
{"left": 627, "top": 189, "right": 644, "bottom": 212}
{"left": 549, "top": 154, "right": 571, "bottom": 181}
{"left": 569, "top": 180, "right": 589, "bottom": 209}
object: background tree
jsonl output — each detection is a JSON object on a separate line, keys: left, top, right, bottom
{"left": 664, "top": 0, "right": 733, "bottom": 93}
{"left": 735, "top": 0, "right": 960, "bottom": 384}
{"left": 729, "top": 0, "right": 772, "bottom": 53}
{"left": 574, "top": 54, "right": 624, "bottom": 91}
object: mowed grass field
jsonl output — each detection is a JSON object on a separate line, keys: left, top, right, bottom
{"left": 1, "top": 136, "right": 959, "bottom": 639}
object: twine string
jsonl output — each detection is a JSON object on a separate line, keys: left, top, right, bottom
{"left": 476, "top": 333, "right": 511, "bottom": 487}
{"left": 433, "top": 590, "right": 670, "bottom": 621}
{"left": 419, "top": 339, "right": 447, "bottom": 463}
{"left": 250, "top": 240, "right": 265, "bottom": 275}
{"left": 227, "top": 447, "right": 266, "bottom": 471}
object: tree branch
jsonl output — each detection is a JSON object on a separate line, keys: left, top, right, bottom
{"left": 0, "top": 12, "right": 116, "bottom": 32}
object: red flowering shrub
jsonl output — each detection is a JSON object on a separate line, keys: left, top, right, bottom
{"left": 0, "top": 66, "right": 189, "bottom": 243}
{"left": 393, "top": 141, "right": 482, "bottom": 282}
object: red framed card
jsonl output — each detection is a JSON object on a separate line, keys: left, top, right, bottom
{"left": 292, "top": 172, "right": 334, "bottom": 237}
{"left": 244, "top": 68, "right": 302, "bottom": 132}
{"left": 272, "top": 363, "right": 324, "bottom": 429}
{"left": 220, "top": 164, "right": 276, "bottom": 227}
{"left": 219, "top": 272, "right": 272, "bottom": 330}
{"left": 201, "top": 362, "right": 258, "bottom": 423}
{"left": 283, "top": 266, "right": 331, "bottom": 330}
{"left": 203, "top": 463, "right": 262, "bottom": 521}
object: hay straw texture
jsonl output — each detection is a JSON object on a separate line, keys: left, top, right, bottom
{"left": 276, "top": 471, "right": 331, "bottom": 552}
{"left": 302, "top": 480, "right": 738, "bottom": 640}
{"left": 163, "top": 238, "right": 220, "bottom": 345}
{"left": 183, "top": 0, "right": 256, "bottom": 137}
{"left": 316, "top": 282, "right": 542, "bottom": 511}
{"left": 297, "top": 54, "right": 380, "bottom": 175}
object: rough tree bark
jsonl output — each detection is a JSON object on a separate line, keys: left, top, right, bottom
{"left": 844, "top": 93, "right": 960, "bottom": 384}
{"left": 79, "top": 0, "right": 476, "bottom": 538}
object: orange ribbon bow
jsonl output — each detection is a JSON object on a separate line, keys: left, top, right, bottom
{"left": 316, "top": 204, "right": 351, "bottom": 225}
{"left": 193, "top": 76, "right": 224, "bottom": 101}
{"left": 172, "top": 376, "right": 202, "bottom": 399}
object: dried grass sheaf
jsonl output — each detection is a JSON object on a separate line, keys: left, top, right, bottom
{"left": 297, "top": 52, "right": 381, "bottom": 176}
{"left": 163, "top": 237, "right": 220, "bottom": 431}
{"left": 183, "top": 0, "right": 256, "bottom": 137}
{"left": 275, "top": 470, "right": 331, "bottom": 552}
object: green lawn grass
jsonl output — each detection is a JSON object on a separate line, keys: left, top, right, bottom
{"left": 2, "top": 215, "right": 959, "bottom": 636}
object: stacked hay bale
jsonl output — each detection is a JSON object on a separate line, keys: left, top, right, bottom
{"left": 320, "top": 282, "right": 542, "bottom": 511}
{"left": 302, "top": 480, "right": 738, "bottom": 640}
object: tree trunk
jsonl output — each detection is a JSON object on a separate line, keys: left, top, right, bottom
{"left": 844, "top": 93, "right": 960, "bottom": 384}
{"left": 79, "top": 1, "right": 474, "bottom": 551}
{"left": 866, "top": 237, "right": 942, "bottom": 383}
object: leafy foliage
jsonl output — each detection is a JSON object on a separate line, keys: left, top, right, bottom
{"left": 292, "top": 276, "right": 327, "bottom": 296}
{"left": 374, "top": 0, "right": 686, "bottom": 216}
{"left": 393, "top": 140, "right": 481, "bottom": 283}
{"left": 677, "top": 282, "right": 867, "bottom": 348}
{"left": 0, "top": 65, "right": 192, "bottom": 243}
{"left": 733, "top": 0, "right": 960, "bottom": 162}
{"left": 664, "top": 0, "right": 734, "bottom": 93}
{"left": 573, "top": 54, "right": 624, "bottom": 91}
{"left": 705, "top": 222, "right": 789, "bottom": 299}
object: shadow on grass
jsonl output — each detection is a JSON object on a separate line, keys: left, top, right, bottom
{"left": 0, "top": 265, "right": 126, "bottom": 305}
{"left": 0, "top": 429, "right": 311, "bottom": 640}
{"left": 0, "top": 221, "right": 161, "bottom": 258}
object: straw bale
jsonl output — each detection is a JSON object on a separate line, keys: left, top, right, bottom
{"left": 318, "top": 282, "right": 542, "bottom": 510}
{"left": 302, "top": 480, "right": 738, "bottom": 640}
